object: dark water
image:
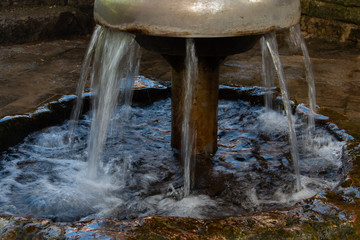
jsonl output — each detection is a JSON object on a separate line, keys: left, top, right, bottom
{"left": 0, "top": 96, "right": 348, "bottom": 222}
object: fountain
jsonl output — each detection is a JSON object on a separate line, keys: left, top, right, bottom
{"left": 91, "top": 0, "right": 306, "bottom": 193}
{"left": 94, "top": 0, "right": 301, "bottom": 156}
{"left": 0, "top": 0, "right": 357, "bottom": 238}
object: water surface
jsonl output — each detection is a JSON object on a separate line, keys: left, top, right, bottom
{"left": 0, "top": 93, "right": 348, "bottom": 222}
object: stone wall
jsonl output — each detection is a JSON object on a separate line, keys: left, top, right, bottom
{"left": 301, "top": 0, "right": 360, "bottom": 43}
{"left": 0, "top": 0, "right": 93, "bottom": 11}
{"left": 0, "top": 0, "right": 94, "bottom": 45}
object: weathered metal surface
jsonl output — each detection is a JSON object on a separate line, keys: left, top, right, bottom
{"left": 94, "top": 0, "right": 301, "bottom": 37}
{"left": 168, "top": 56, "right": 222, "bottom": 155}
{"left": 135, "top": 35, "right": 260, "bottom": 56}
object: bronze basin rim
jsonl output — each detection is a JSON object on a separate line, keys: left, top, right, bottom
{"left": 94, "top": 13, "right": 300, "bottom": 39}
{"left": 93, "top": 0, "right": 301, "bottom": 38}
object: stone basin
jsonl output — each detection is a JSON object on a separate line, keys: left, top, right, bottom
{"left": 0, "top": 80, "right": 356, "bottom": 239}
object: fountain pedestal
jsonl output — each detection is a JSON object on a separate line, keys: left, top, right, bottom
{"left": 168, "top": 56, "right": 221, "bottom": 155}
{"left": 136, "top": 35, "right": 260, "bottom": 155}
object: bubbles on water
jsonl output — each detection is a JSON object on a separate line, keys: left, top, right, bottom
{"left": 256, "top": 110, "right": 292, "bottom": 134}
{"left": 0, "top": 96, "right": 349, "bottom": 222}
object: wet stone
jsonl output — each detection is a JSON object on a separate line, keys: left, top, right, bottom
{"left": 0, "top": 6, "right": 94, "bottom": 45}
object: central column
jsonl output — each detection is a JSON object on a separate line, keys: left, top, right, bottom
{"left": 164, "top": 55, "right": 223, "bottom": 156}
{"left": 135, "top": 34, "right": 260, "bottom": 156}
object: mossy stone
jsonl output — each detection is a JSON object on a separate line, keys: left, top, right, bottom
{"left": 301, "top": 0, "right": 360, "bottom": 25}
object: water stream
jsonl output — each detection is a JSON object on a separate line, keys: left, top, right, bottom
{"left": 289, "top": 24, "right": 317, "bottom": 134}
{"left": 264, "top": 32, "right": 302, "bottom": 191}
{"left": 69, "top": 25, "right": 103, "bottom": 136}
{"left": 183, "top": 39, "right": 198, "bottom": 197}
{"left": 261, "top": 37, "right": 276, "bottom": 111}
{"left": 79, "top": 27, "right": 141, "bottom": 179}
{"left": 260, "top": 25, "right": 319, "bottom": 191}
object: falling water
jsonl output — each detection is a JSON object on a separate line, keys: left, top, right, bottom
{"left": 289, "top": 24, "right": 317, "bottom": 133}
{"left": 264, "top": 32, "right": 301, "bottom": 191}
{"left": 183, "top": 39, "right": 198, "bottom": 197}
{"left": 80, "top": 26, "right": 141, "bottom": 179}
{"left": 261, "top": 37, "right": 276, "bottom": 110}
{"left": 69, "top": 25, "right": 103, "bottom": 137}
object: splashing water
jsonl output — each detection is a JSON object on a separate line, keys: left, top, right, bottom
{"left": 263, "top": 32, "right": 301, "bottom": 191}
{"left": 183, "top": 39, "right": 198, "bottom": 197}
{"left": 0, "top": 90, "right": 348, "bottom": 222}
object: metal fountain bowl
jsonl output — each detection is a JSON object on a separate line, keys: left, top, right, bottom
{"left": 94, "top": 0, "right": 301, "bottom": 38}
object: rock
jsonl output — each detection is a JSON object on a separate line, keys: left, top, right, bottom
{"left": 301, "top": 15, "right": 360, "bottom": 43}
{"left": 301, "top": 0, "right": 360, "bottom": 25}
{"left": 300, "top": 0, "right": 360, "bottom": 43}
{"left": 0, "top": 3, "right": 94, "bottom": 45}
{"left": 0, "top": 6, "right": 94, "bottom": 45}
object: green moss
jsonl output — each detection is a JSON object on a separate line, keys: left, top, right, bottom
{"left": 132, "top": 216, "right": 360, "bottom": 239}
{"left": 301, "top": 0, "right": 360, "bottom": 25}
{"left": 322, "top": 0, "right": 360, "bottom": 7}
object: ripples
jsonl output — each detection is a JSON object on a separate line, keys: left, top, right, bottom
{"left": 0, "top": 98, "right": 348, "bottom": 221}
